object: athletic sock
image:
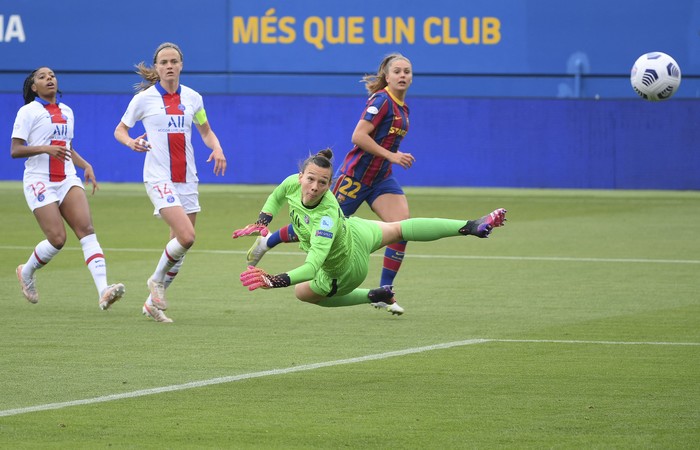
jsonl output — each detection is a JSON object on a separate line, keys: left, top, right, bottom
{"left": 146, "top": 256, "right": 185, "bottom": 306}
{"left": 400, "top": 218, "right": 464, "bottom": 242}
{"left": 80, "top": 234, "right": 108, "bottom": 295}
{"left": 152, "top": 238, "right": 188, "bottom": 282}
{"left": 22, "top": 239, "right": 61, "bottom": 278}
{"left": 267, "top": 224, "right": 298, "bottom": 248}
{"left": 380, "top": 241, "right": 407, "bottom": 286}
{"left": 280, "top": 224, "right": 298, "bottom": 242}
{"left": 266, "top": 230, "right": 283, "bottom": 248}
{"left": 164, "top": 256, "right": 185, "bottom": 289}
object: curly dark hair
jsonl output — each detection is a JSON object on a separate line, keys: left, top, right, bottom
{"left": 22, "top": 67, "right": 61, "bottom": 104}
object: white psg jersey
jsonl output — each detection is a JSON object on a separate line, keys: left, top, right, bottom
{"left": 12, "top": 98, "right": 77, "bottom": 182}
{"left": 120, "top": 83, "right": 203, "bottom": 183}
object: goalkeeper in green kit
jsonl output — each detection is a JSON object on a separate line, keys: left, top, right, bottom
{"left": 232, "top": 149, "right": 507, "bottom": 316}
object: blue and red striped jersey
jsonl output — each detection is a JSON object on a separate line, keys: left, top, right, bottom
{"left": 337, "top": 89, "right": 409, "bottom": 186}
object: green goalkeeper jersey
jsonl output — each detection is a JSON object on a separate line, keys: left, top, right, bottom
{"left": 261, "top": 174, "right": 353, "bottom": 285}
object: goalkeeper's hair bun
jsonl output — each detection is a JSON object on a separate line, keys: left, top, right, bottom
{"left": 317, "top": 148, "right": 333, "bottom": 161}
{"left": 300, "top": 148, "right": 333, "bottom": 172}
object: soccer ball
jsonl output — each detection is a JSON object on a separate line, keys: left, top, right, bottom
{"left": 630, "top": 52, "right": 681, "bottom": 101}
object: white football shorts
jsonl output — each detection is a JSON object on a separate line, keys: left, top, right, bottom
{"left": 145, "top": 181, "right": 200, "bottom": 216}
{"left": 23, "top": 175, "right": 84, "bottom": 212}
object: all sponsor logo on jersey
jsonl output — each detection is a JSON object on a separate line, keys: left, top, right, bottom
{"left": 167, "top": 195, "right": 175, "bottom": 203}
{"left": 52, "top": 124, "right": 69, "bottom": 139}
{"left": 168, "top": 116, "right": 186, "bottom": 128}
{"left": 159, "top": 115, "right": 187, "bottom": 133}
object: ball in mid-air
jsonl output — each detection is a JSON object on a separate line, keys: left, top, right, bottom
{"left": 630, "top": 52, "right": 681, "bottom": 101}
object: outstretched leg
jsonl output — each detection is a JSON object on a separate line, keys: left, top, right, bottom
{"left": 380, "top": 208, "right": 507, "bottom": 246}
{"left": 246, "top": 224, "right": 298, "bottom": 266}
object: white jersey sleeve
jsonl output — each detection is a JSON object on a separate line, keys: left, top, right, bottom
{"left": 119, "top": 91, "right": 147, "bottom": 129}
{"left": 12, "top": 100, "right": 77, "bottom": 181}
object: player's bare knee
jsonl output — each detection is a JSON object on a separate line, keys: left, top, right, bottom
{"left": 74, "top": 225, "right": 95, "bottom": 239}
{"left": 178, "top": 233, "right": 195, "bottom": 248}
{"left": 47, "top": 234, "right": 66, "bottom": 249}
{"left": 294, "top": 284, "right": 321, "bottom": 303}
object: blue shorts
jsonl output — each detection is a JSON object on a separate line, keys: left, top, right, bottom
{"left": 332, "top": 174, "right": 404, "bottom": 216}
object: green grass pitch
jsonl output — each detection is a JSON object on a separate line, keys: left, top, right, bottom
{"left": 0, "top": 181, "right": 698, "bottom": 449}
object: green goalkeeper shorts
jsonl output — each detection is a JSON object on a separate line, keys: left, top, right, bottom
{"left": 310, "top": 216, "right": 383, "bottom": 297}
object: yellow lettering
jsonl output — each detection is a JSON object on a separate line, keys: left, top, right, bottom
{"left": 278, "top": 16, "right": 296, "bottom": 44}
{"left": 325, "top": 17, "right": 345, "bottom": 44}
{"left": 304, "top": 16, "right": 324, "bottom": 50}
{"left": 347, "top": 17, "right": 364, "bottom": 44}
{"left": 232, "top": 16, "right": 258, "bottom": 43}
{"left": 423, "top": 16, "right": 501, "bottom": 45}
{"left": 423, "top": 17, "right": 441, "bottom": 44}
{"left": 482, "top": 17, "right": 501, "bottom": 44}
{"left": 459, "top": 17, "right": 479, "bottom": 44}
{"left": 442, "top": 18, "right": 458, "bottom": 45}
{"left": 372, "top": 17, "right": 392, "bottom": 44}
{"left": 388, "top": 127, "right": 407, "bottom": 136}
{"left": 373, "top": 17, "right": 415, "bottom": 44}
{"left": 395, "top": 17, "right": 415, "bottom": 44}
{"left": 232, "top": 13, "right": 497, "bottom": 48}
{"left": 260, "top": 8, "right": 278, "bottom": 43}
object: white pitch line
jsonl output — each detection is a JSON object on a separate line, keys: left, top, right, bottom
{"left": 0, "top": 339, "right": 488, "bottom": 418}
{"left": 492, "top": 339, "right": 700, "bottom": 346}
{"left": 0, "top": 245, "right": 697, "bottom": 264}
{"left": 1, "top": 338, "right": 698, "bottom": 418}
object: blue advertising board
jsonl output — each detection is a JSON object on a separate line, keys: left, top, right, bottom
{"left": 1, "top": 92, "right": 698, "bottom": 189}
{"left": 1, "top": 0, "right": 698, "bottom": 97}
{"left": 1, "top": 1, "right": 698, "bottom": 190}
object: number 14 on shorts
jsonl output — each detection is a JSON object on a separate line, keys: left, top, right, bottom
{"left": 152, "top": 183, "right": 173, "bottom": 198}
{"left": 146, "top": 181, "right": 179, "bottom": 210}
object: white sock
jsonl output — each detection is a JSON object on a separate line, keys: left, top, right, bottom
{"left": 80, "top": 234, "right": 108, "bottom": 295}
{"left": 23, "top": 240, "right": 61, "bottom": 278}
{"left": 152, "top": 238, "right": 188, "bottom": 282}
{"left": 165, "top": 256, "right": 185, "bottom": 289}
{"left": 146, "top": 256, "right": 185, "bottom": 306}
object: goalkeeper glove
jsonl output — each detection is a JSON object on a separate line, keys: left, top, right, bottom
{"left": 240, "top": 266, "right": 291, "bottom": 291}
{"left": 232, "top": 212, "right": 273, "bottom": 238}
